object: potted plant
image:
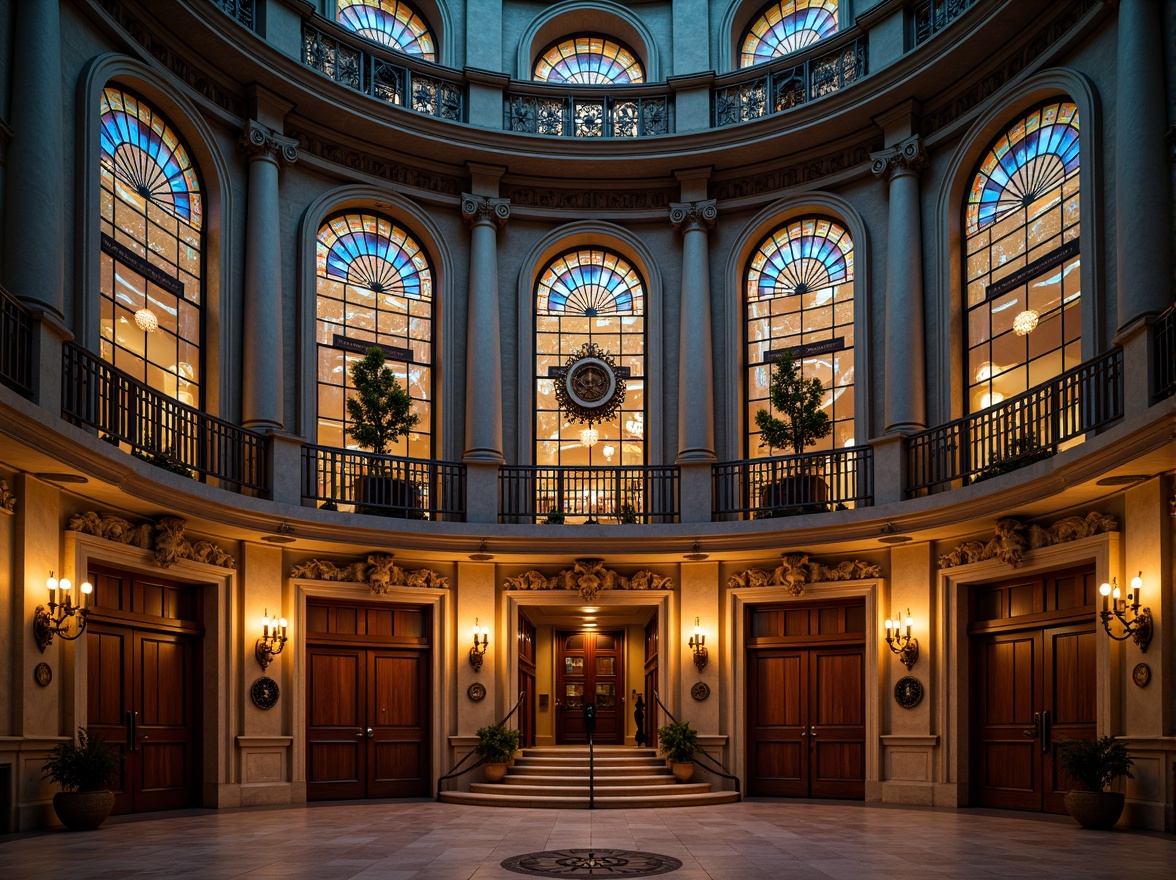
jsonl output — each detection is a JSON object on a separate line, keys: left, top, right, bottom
{"left": 542, "top": 507, "right": 565, "bottom": 525}
{"left": 657, "top": 719, "right": 700, "bottom": 782}
{"left": 971, "top": 429, "right": 1056, "bottom": 483}
{"left": 754, "top": 350, "right": 833, "bottom": 515}
{"left": 1057, "top": 736, "right": 1134, "bottom": 830}
{"left": 475, "top": 722, "right": 520, "bottom": 783}
{"left": 345, "top": 346, "right": 421, "bottom": 516}
{"left": 41, "top": 728, "right": 121, "bottom": 830}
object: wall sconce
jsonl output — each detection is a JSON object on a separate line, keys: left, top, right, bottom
{"left": 469, "top": 618, "right": 489, "bottom": 672}
{"left": 885, "top": 610, "right": 919, "bottom": 670}
{"left": 688, "top": 617, "right": 708, "bottom": 671}
{"left": 255, "top": 609, "right": 287, "bottom": 670}
{"left": 1099, "top": 573, "right": 1153, "bottom": 652}
{"left": 34, "top": 572, "right": 93, "bottom": 652}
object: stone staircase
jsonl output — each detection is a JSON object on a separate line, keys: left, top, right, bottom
{"left": 438, "top": 745, "right": 740, "bottom": 808}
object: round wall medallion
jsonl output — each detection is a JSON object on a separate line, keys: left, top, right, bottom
{"left": 34, "top": 662, "right": 52, "bottom": 687}
{"left": 1132, "top": 663, "right": 1151, "bottom": 688}
{"left": 690, "top": 681, "right": 709, "bottom": 701}
{"left": 894, "top": 676, "right": 923, "bottom": 709}
{"left": 552, "top": 342, "right": 627, "bottom": 424}
{"left": 468, "top": 682, "right": 487, "bottom": 702}
{"left": 250, "top": 676, "right": 280, "bottom": 709}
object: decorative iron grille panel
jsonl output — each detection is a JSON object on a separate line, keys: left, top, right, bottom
{"left": 0, "top": 286, "right": 34, "bottom": 399}
{"left": 302, "top": 444, "right": 466, "bottom": 521}
{"left": 505, "top": 93, "right": 672, "bottom": 137}
{"left": 913, "top": 0, "right": 980, "bottom": 46}
{"left": 211, "top": 0, "right": 254, "bottom": 30}
{"left": 1154, "top": 305, "right": 1175, "bottom": 403}
{"left": 711, "top": 447, "right": 873, "bottom": 520}
{"left": 498, "top": 466, "right": 679, "bottom": 523}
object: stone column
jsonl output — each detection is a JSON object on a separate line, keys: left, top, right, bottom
{"left": 871, "top": 136, "right": 927, "bottom": 434}
{"left": 238, "top": 121, "right": 297, "bottom": 430}
{"left": 461, "top": 194, "right": 510, "bottom": 463}
{"left": 3, "top": 0, "right": 64, "bottom": 315}
{"left": 671, "top": 200, "right": 718, "bottom": 463}
{"left": 1115, "top": 0, "right": 1171, "bottom": 328}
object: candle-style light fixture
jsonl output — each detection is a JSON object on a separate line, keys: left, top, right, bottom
{"left": 469, "top": 618, "right": 489, "bottom": 671}
{"left": 255, "top": 609, "right": 288, "bottom": 670}
{"left": 884, "top": 609, "right": 919, "bottom": 670}
{"left": 1098, "top": 573, "right": 1152, "bottom": 652}
{"left": 34, "top": 572, "right": 93, "bottom": 652}
{"left": 688, "top": 617, "right": 708, "bottom": 671}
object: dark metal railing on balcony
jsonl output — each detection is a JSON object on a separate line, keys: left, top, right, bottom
{"left": 713, "top": 35, "right": 866, "bottom": 127}
{"left": 62, "top": 342, "right": 269, "bottom": 494}
{"left": 302, "top": 23, "right": 464, "bottom": 122}
{"left": 504, "top": 88, "right": 672, "bottom": 138}
{"left": 302, "top": 444, "right": 466, "bottom": 521}
{"left": 913, "top": 0, "right": 980, "bottom": 46}
{"left": 0, "top": 286, "right": 34, "bottom": 399}
{"left": 1154, "top": 304, "right": 1175, "bottom": 402}
{"left": 905, "top": 348, "right": 1124, "bottom": 498}
{"left": 711, "top": 446, "right": 873, "bottom": 520}
{"left": 498, "top": 465, "right": 679, "bottom": 523}
{"left": 211, "top": 0, "right": 254, "bottom": 30}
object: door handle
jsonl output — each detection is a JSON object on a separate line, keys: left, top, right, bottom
{"left": 1040, "top": 711, "right": 1050, "bottom": 754}
{"left": 366, "top": 727, "right": 375, "bottom": 739}
{"left": 126, "top": 710, "right": 139, "bottom": 752}
{"left": 800, "top": 730, "right": 809, "bottom": 736}
{"left": 1021, "top": 712, "right": 1041, "bottom": 739}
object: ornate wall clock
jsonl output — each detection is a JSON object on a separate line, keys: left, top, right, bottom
{"left": 553, "top": 342, "right": 627, "bottom": 424}
{"left": 894, "top": 676, "right": 923, "bottom": 709}
{"left": 250, "top": 676, "right": 280, "bottom": 709}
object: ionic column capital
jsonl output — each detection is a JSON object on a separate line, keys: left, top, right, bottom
{"left": 870, "top": 135, "right": 926, "bottom": 180}
{"left": 461, "top": 194, "right": 511, "bottom": 228}
{"left": 239, "top": 120, "right": 298, "bottom": 165}
{"left": 669, "top": 200, "right": 717, "bottom": 234}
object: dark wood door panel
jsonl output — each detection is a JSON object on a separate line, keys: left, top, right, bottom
{"left": 556, "top": 630, "right": 624, "bottom": 744}
{"left": 307, "top": 648, "right": 366, "bottom": 800}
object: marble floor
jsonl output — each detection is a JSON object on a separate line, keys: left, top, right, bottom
{"left": 0, "top": 799, "right": 1172, "bottom": 880}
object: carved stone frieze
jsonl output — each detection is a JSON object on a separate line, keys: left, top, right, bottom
{"left": 0, "top": 479, "right": 15, "bottom": 513}
{"left": 710, "top": 139, "right": 879, "bottom": 201}
{"left": 503, "top": 559, "right": 672, "bottom": 603}
{"left": 68, "top": 511, "right": 236, "bottom": 569}
{"left": 290, "top": 554, "right": 449, "bottom": 593}
{"left": 239, "top": 120, "right": 299, "bottom": 165}
{"left": 501, "top": 185, "right": 676, "bottom": 211}
{"left": 870, "top": 135, "right": 926, "bottom": 179}
{"left": 727, "top": 552, "right": 882, "bottom": 595}
{"left": 669, "top": 200, "right": 718, "bottom": 234}
{"left": 460, "top": 194, "right": 511, "bottom": 228}
{"left": 285, "top": 125, "right": 464, "bottom": 195}
{"left": 938, "top": 511, "right": 1118, "bottom": 569}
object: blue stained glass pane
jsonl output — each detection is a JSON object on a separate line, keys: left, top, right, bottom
{"left": 337, "top": 0, "right": 435, "bottom": 60}
{"left": 740, "top": 0, "right": 839, "bottom": 68}
{"left": 533, "top": 35, "right": 645, "bottom": 84}
{"left": 536, "top": 249, "right": 645, "bottom": 315}
{"left": 747, "top": 217, "right": 853, "bottom": 301}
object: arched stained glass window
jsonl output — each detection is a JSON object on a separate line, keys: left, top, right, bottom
{"left": 316, "top": 212, "right": 434, "bottom": 459}
{"left": 532, "top": 35, "right": 645, "bottom": 84}
{"left": 535, "top": 248, "right": 646, "bottom": 488}
{"left": 964, "top": 102, "right": 1081, "bottom": 415}
{"left": 745, "top": 217, "right": 855, "bottom": 454}
{"left": 337, "top": 0, "right": 435, "bottom": 61}
{"left": 740, "top": 0, "right": 839, "bottom": 68}
{"left": 98, "top": 86, "right": 203, "bottom": 408}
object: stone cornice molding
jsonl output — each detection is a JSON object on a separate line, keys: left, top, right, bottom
{"left": 669, "top": 200, "right": 717, "bottom": 234}
{"left": 239, "top": 119, "right": 298, "bottom": 165}
{"left": 503, "top": 558, "right": 672, "bottom": 602}
{"left": 68, "top": 511, "right": 236, "bottom": 569}
{"left": 461, "top": 193, "right": 511, "bottom": 228}
{"left": 728, "top": 552, "right": 882, "bottom": 594}
{"left": 938, "top": 511, "right": 1118, "bottom": 569}
{"left": 290, "top": 553, "right": 450, "bottom": 592}
{"left": 870, "top": 135, "right": 926, "bottom": 179}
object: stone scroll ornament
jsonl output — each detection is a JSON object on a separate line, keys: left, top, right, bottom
{"left": 937, "top": 511, "right": 1117, "bottom": 569}
{"left": 68, "top": 511, "right": 236, "bottom": 569}
{"left": 727, "top": 552, "right": 882, "bottom": 595}
{"left": 503, "top": 559, "right": 672, "bottom": 603}
{"left": 290, "top": 554, "right": 449, "bottom": 593}
{"left": 0, "top": 479, "right": 16, "bottom": 513}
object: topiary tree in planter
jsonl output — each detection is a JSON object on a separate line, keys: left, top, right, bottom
{"left": 754, "top": 350, "right": 833, "bottom": 515}
{"left": 42, "top": 728, "right": 122, "bottom": 830}
{"left": 1057, "top": 736, "right": 1134, "bottom": 830}
{"left": 346, "top": 346, "right": 421, "bottom": 516}
{"left": 475, "top": 722, "right": 520, "bottom": 782}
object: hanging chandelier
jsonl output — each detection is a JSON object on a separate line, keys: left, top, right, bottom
{"left": 1013, "top": 309, "right": 1039, "bottom": 336}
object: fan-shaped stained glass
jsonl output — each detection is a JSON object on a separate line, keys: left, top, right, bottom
{"left": 533, "top": 36, "right": 645, "bottom": 85}
{"left": 318, "top": 213, "right": 432, "bottom": 302}
{"left": 537, "top": 249, "right": 644, "bottom": 315}
{"left": 746, "top": 217, "right": 853, "bottom": 301}
{"left": 337, "top": 0, "right": 435, "bottom": 61}
{"left": 966, "top": 102, "right": 1080, "bottom": 234}
{"left": 740, "top": 0, "right": 839, "bottom": 68}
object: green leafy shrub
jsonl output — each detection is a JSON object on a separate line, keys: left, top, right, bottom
{"left": 475, "top": 723, "right": 520, "bottom": 764}
{"left": 42, "top": 728, "right": 121, "bottom": 792}
{"left": 1057, "top": 736, "right": 1133, "bottom": 792}
{"left": 346, "top": 346, "right": 419, "bottom": 456}
{"left": 656, "top": 720, "right": 700, "bottom": 763}
{"left": 754, "top": 349, "right": 832, "bottom": 455}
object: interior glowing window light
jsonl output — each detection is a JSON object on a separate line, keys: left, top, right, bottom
{"left": 337, "top": 0, "right": 435, "bottom": 61}
{"left": 740, "top": 0, "right": 839, "bottom": 68}
{"left": 315, "top": 212, "right": 433, "bottom": 458}
{"left": 745, "top": 217, "right": 855, "bottom": 456}
{"left": 532, "top": 35, "right": 645, "bottom": 84}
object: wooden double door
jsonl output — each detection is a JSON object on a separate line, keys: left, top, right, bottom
{"left": 305, "top": 600, "right": 431, "bottom": 800}
{"left": 555, "top": 630, "right": 624, "bottom": 744}
{"left": 746, "top": 600, "right": 866, "bottom": 798}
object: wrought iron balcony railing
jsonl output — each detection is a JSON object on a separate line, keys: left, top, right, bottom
{"left": 302, "top": 443, "right": 466, "bottom": 521}
{"left": 498, "top": 465, "right": 679, "bottom": 523}
{"left": 0, "top": 285, "right": 34, "bottom": 399}
{"left": 504, "top": 88, "right": 672, "bottom": 138}
{"left": 712, "top": 446, "right": 874, "bottom": 520}
{"left": 713, "top": 35, "right": 866, "bottom": 127}
{"left": 1154, "top": 304, "right": 1175, "bottom": 403}
{"left": 913, "top": 0, "right": 981, "bottom": 46}
{"left": 904, "top": 348, "right": 1124, "bottom": 498}
{"left": 62, "top": 342, "right": 269, "bottom": 495}
{"left": 302, "top": 23, "right": 464, "bottom": 122}
{"left": 210, "top": 0, "right": 255, "bottom": 30}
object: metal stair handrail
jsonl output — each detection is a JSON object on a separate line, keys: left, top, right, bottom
{"left": 436, "top": 690, "right": 525, "bottom": 798}
{"left": 653, "top": 690, "right": 741, "bottom": 799}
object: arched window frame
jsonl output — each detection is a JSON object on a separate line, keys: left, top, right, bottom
{"left": 723, "top": 0, "right": 841, "bottom": 72}
{"left": 531, "top": 34, "right": 646, "bottom": 84}
{"left": 516, "top": 1, "right": 661, "bottom": 82}
{"left": 334, "top": 0, "right": 438, "bottom": 62}
{"left": 723, "top": 195, "right": 871, "bottom": 463}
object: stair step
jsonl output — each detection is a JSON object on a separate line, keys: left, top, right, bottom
{"left": 439, "top": 790, "right": 741, "bottom": 809}
{"left": 471, "top": 782, "right": 713, "bottom": 797}
{"left": 502, "top": 774, "right": 672, "bottom": 787}
{"left": 514, "top": 755, "right": 665, "bottom": 765}
{"left": 507, "top": 765, "right": 668, "bottom": 777}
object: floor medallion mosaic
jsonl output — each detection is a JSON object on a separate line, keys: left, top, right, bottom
{"left": 501, "top": 848, "right": 683, "bottom": 877}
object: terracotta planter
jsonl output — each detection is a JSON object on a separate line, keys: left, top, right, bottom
{"left": 52, "top": 790, "right": 115, "bottom": 831}
{"left": 1063, "top": 790, "right": 1125, "bottom": 830}
{"left": 671, "top": 762, "right": 694, "bottom": 783}
{"left": 483, "top": 762, "right": 508, "bottom": 782}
